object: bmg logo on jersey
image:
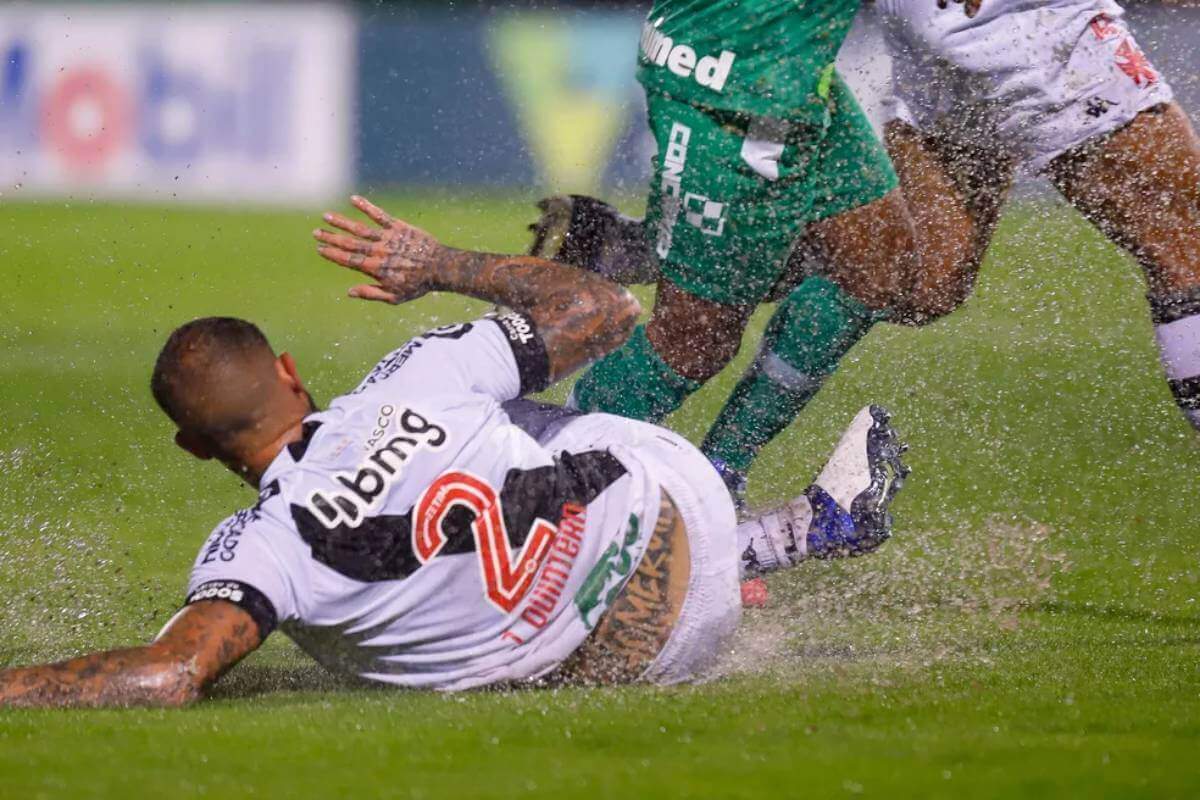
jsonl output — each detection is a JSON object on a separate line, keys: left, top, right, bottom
{"left": 307, "top": 409, "right": 448, "bottom": 529}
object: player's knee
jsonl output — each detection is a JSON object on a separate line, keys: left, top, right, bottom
{"left": 647, "top": 311, "right": 744, "bottom": 381}
{"left": 660, "top": 324, "right": 742, "bottom": 380}
{"left": 893, "top": 268, "right": 976, "bottom": 326}
{"left": 646, "top": 281, "right": 750, "bottom": 380}
{"left": 894, "top": 292, "right": 966, "bottom": 326}
{"left": 810, "top": 191, "right": 920, "bottom": 312}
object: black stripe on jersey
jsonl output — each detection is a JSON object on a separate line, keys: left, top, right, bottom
{"left": 1150, "top": 287, "right": 1200, "bottom": 324}
{"left": 498, "top": 451, "right": 627, "bottom": 535}
{"left": 490, "top": 312, "right": 551, "bottom": 395}
{"left": 288, "top": 451, "right": 627, "bottom": 583}
{"left": 185, "top": 580, "right": 278, "bottom": 640}
{"left": 287, "top": 421, "right": 324, "bottom": 462}
{"left": 1169, "top": 376, "right": 1200, "bottom": 409}
{"left": 501, "top": 399, "right": 583, "bottom": 444}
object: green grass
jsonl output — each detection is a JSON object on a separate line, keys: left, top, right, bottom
{"left": 1, "top": 195, "right": 1198, "bottom": 799}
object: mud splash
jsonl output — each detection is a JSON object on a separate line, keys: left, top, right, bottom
{"left": 717, "top": 518, "right": 1070, "bottom": 678}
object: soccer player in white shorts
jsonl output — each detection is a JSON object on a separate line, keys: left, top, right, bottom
{"left": 0, "top": 196, "right": 907, "bottom": 707}
{"left": 877, "top": 0, "right": 1200, "bottom": 431}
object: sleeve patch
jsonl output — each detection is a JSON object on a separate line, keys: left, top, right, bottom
{"left": 492, "top": 312, "right": 551, "bottom": 395}
{"left": 186, "top": 580, "right": 278, "bottom": 640}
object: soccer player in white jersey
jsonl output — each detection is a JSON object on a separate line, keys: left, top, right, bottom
{"left": 530, "top": 0, "right": 1200, "bottom": 493}
{"left": 0, "top": 196, "right": 907, "bottom": 707}
{"left": 877, "top": 0, "right": 1200, "bottom": 435}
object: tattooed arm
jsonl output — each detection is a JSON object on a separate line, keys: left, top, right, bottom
{"left": 0, "top": 601, "right": 262, "bottom": 709}
{"left": 314, "top": 195, "right": 642, "bottom": 382}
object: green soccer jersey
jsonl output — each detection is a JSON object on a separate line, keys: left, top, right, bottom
{"left": 636, "top": 0, "right": 861, "bottom": 121}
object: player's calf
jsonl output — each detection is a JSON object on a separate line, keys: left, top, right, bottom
{"left": 883, "top": 121, "right": 1015, "bottom": 326}
{"left": 737, "top": 405, "right": 909, "bottom": 578}
{"left": 1050, "top": 103, "right": 1200, "bottom": 432}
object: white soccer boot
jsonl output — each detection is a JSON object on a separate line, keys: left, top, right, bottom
{"left": 740, "top": 406, "right": 909, "bottom": 578}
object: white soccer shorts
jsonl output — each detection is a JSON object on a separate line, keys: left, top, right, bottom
{"left": 630, "top": 424, "right": 742, "bottom": 685}
{"left": 882, "top": 1, "right": 1174, "bottom": 173}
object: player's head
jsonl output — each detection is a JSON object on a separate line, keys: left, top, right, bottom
{"left": 151, "top": 317, "right": 314, "bottom": 478}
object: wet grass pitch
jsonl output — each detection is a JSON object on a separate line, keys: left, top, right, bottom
{"left": 1, "top": 195, "right": 1197, "bottom": 798}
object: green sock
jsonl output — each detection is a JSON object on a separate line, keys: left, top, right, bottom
{"left": 701, "top": 276, "right": 879, "bottom": 475}
{"left": 570, "top": 325, "right": 702, "bottom": 423}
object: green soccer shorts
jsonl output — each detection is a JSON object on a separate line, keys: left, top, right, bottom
{"left": 642, "top": 72, "right": 898, "bottom": 307}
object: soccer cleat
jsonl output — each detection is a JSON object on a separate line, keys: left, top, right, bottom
{"left": 527, "top": 195, "right": 658, "bottom": 285}
{"left": 805, "top": 405, "right": 909, "bottom": 559}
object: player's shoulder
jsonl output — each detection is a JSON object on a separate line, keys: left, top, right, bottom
{"left": 192, "top": 479, "right": 294, "bottom": 571}
{"left": 348, "top": 321, "right": 490, "bottom": 397}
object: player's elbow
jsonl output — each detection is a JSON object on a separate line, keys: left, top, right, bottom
{"left": 154, "top": 684, "right": 203, "bottom": 709}
{"left": 138, "top": 653, "right": 208, "bottom": 708}
{"left": 595, "top": 287, "right": 641, "bottom": 352}
{"left": 610, "top": 288, "right": 642, "bottom": 340}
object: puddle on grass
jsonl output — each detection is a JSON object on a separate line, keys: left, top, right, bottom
{"left": 717, "top": 518, "right": 1070, "bottom": 679}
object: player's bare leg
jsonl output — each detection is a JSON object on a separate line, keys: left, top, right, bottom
{"left": 883, "top": 120, "right": 1016, "bottom": 324}
{"left": 1047, "top": 102, "right": 1200, "bottom": 430}
{"left": 700, "top": 190, "right": 918, "bottom": 496}
{"left": 800, "top": 188, "right": 917, "bottom": 311}
{"left": 535, "top": 188, "right": 920, "bottom": 501}
{"left": 645, "top": 281, "right": 754, "bottom": 381}
{"left": 570, "top": 276, "right": 754, "bottom": 422}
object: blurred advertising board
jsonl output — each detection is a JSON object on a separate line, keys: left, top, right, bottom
{"left": 356, "top": 4, "right": 1200, "bottom": 195}
{"left": 0, "top": 3, "right": 355, "bottom": 205}
{"left": 356, "top": 7, "right": 649, "bottom": 195}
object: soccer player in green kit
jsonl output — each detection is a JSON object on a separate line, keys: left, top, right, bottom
{"left": 539, "top": 0, "right": 974, "bottom": 506}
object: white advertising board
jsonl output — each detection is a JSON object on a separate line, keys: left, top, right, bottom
{"left": 0, "top": 3, "right": 354, "bottom": 204}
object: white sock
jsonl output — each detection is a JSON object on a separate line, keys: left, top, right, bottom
{"left": 737, "top": 495, "right": 814, "bottom": 579}
{"left": 1154, "top": 305, "right": 1200, "bottom": 431}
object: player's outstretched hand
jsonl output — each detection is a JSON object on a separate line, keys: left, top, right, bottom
{"left": 936, "top": 0, "right": 981, "bottom": 16}
{"left": 314, "top": 195, "right": 442, "bottom": 305}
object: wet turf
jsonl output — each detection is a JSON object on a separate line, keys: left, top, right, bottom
{"left": 1, "top": 195, "right": 1197, "bottom": 799}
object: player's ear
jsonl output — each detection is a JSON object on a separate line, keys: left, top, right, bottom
{"left": 277, "top": 353, "right": 306, "bottom": 395}
{"left": 174, "top": 430, "right": 214, "bottom": 461}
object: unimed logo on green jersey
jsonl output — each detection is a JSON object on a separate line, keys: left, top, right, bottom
{"left": 639, "top": 17, "right": 736, "bottom": 93}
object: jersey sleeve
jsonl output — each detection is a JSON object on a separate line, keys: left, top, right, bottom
{"left": 353, "top": 312, "right": 551, "bottom": 402}
{"left": 184, "top": 507, "right": 300, "bottom": 640}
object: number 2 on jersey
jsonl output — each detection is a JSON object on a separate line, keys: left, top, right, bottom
{"left": 413, "top": 471, "right": 557, "bottom": 613}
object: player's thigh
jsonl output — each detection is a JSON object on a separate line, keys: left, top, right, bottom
{"left": 643, "top": 93, "right": 818, "bottom": 309}
{"left": 1049, "top": 102, "right": 1200, "bottom": 295}
{"left": 804, "top": 71, "right": 901, "bottom": 233}
{"left": 796, "top": 72, "right": 914, "bottom": 310}
{"left": 884, "top": 120, "right": 1013, "bottom": 322}
{"left": 801, "top": 190, "right": 915, "bottom": 311}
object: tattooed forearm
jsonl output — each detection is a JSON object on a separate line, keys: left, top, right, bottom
{"left": 313, "top": 197, "right": 641, "bottom": 378}
{"left": 433, "top": 248, "right": 642, "bottom": 380}
{"left": 0, "top": 601, "right": 262, "bottom": 709}
{"left": 0, "top": 647, "right": 203, "bottom": 709}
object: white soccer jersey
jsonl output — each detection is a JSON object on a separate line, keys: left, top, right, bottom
{"left": 184, "top": 313, "right": 669, "bottom": 691}
{"left": 872, "top": 0, "right": 1172, "bottom": 171}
